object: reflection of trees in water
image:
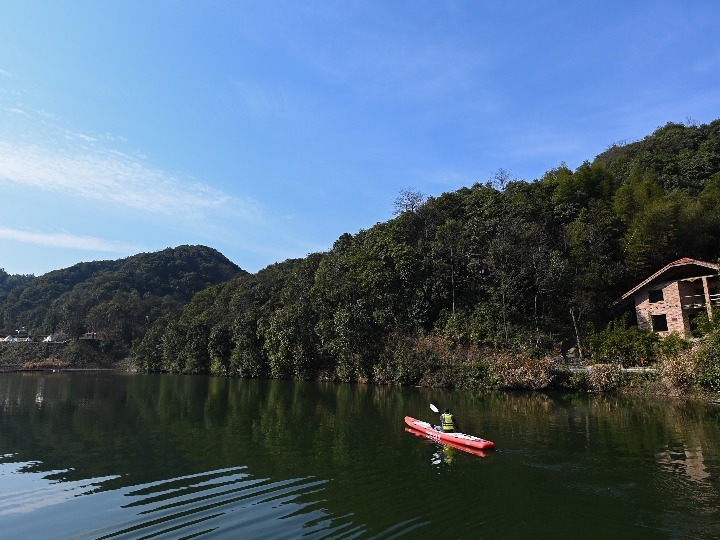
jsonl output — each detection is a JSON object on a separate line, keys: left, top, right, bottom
{"left": 3, "top": 374, "right": 720, "bottom": 521}
{"left": 477, "top": 390, "right": 720, "bottom": 515}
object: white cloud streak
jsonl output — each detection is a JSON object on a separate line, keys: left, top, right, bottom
{"left": 0, "top": 140, "right": 258, "bottom": 219}
{"left": 0, "top": 227, "right": 142, "bottom": 252}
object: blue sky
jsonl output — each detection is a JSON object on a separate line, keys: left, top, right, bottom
{"left": 1, "top": 1, "right": 718, "bottom": 276}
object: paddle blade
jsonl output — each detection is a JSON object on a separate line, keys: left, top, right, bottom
{"left": 430, "top": 404, "right": 439, "bottom": 413}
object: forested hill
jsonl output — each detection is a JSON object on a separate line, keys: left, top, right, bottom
{"left": 134, "top": 119, "right": 720, "bottom": 381}
{"left": 594, "top": 119, "right": 720, "bottom": 193}
{"left": 0, "top": 245, "right": 243, "bottom": 349}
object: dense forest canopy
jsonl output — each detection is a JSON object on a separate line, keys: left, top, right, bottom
{"left": 2, "top": 119, "right": 720, "bottom": 382}
{"left": 0, "top": 245, "right": 243, "bottom": 351}
{"left": 134, "top": 119, "right": 720, "bottom": 380}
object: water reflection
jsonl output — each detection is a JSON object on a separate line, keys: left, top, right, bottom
{"left": 431, "top": 446, "right": 457, "bottom": 466}
{"left": 1, "top": 373, "right": 720, "bottom": 538}
{"left": 656, "top": 445, "right": 710, "bottom": 483}
{"left": 404, "top": 427, "right": 490, "bottom": 462}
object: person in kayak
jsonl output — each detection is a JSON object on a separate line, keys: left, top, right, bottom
{"left": 440, "top": 408, "right": 458, "bottom": 433}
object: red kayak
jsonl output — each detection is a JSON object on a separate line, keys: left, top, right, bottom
{"left": 404, "top": 416, "right": 496, "bottom": 451}
{"left": 404, "top": 427, "right": 490, "bottom": 457}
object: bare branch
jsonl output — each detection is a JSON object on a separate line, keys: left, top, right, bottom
{"left": 393, "top": 187, "right": 426, "bottom": 216}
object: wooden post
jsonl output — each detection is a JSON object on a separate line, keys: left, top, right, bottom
{"left": 702, "top": 276, "right": 713, "bottom": 320}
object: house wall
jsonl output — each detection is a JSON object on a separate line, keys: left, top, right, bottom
{"left": 634, "top": 275, "right": 720, "bottom": 338}
{"left": 634, "top": 280, "right": 688, "bottom": 337}
{"left": 635, "top": 295, "right": 650, "bottom": 331}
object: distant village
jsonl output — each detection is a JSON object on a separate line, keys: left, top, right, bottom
{"left": 0, "top": 327, "right": 98, "bottom": 344}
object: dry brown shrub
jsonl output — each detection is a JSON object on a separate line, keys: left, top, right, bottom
{"left": 660, "top": 351, "right": 696, "bottom": 394}
{"left": 489, "top": 351, "right": 556, "bottom": 390}
{"left": 587, "top": 363, "right": 621, "bottom": 392}
{"left": 22, "top": 358, "right": 71, "bottom": 370}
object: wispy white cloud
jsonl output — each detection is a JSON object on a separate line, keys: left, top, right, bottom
{"left": 64, "top": 129, "right": 97, "bottom": 143}
{"left": 0, "top": 227, "right": 142, "bottom": 253}
{"left": 0, "top": 68, "right": 11, "bottom": 78}
{"left": 7, "top": 107, "right": 30, "bottom": 117}
{"left": 0, "top": 140, "right": 259, "bottom": 219}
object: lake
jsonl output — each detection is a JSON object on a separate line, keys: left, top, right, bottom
{"left": 1, "top": 372, "right": 720, "bottom": 539}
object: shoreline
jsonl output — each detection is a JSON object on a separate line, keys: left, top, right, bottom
{"left": 1, "top": 362, "right": 718, "bottom": 404}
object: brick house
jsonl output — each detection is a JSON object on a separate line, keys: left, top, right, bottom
{"left": 618, "top": 258, "right": 720, "bottom": 338}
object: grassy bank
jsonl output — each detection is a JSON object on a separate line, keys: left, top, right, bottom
{"left": 5, "top": 329, "right": 719, "bottom": 400}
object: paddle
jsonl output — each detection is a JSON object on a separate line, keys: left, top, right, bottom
{"left": 429, "top": 404, "right": 441, "bottom": 432}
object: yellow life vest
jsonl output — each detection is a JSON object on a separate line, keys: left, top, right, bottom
{"left": 441, "top": 412, "right": 455, "bottom": 432}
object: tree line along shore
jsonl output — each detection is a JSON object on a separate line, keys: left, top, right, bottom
{"left": 2, "top": 119, "right": 720, "bottom": 397}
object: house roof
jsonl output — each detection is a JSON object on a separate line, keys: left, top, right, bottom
{"left": 619, "top": 258, "right": 719, "bottom": 303}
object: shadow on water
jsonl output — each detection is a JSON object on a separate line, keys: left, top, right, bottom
{"left": 1, "top": 372, "right": 720, "bottom": 538}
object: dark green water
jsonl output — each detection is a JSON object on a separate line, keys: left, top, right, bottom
{"left": 1, "top": 373, "right": 720, "bottom": 539}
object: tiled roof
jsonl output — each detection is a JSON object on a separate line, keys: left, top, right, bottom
{"left": 620, "top": 258, "right": 719, "bottom": 301}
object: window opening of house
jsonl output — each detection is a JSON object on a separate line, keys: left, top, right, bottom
{"left": 652, "top": 314, "right": 668, "bottom": 332}
{"left": 648, "top": 289, "right": 664, "bottom": 303}
{"left": 688, "top": 312, "right": 706, "bottom": 338}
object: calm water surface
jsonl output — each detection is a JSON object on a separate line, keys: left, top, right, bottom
{"left": 1, "top": 372, "right": 720, "bottom": 539}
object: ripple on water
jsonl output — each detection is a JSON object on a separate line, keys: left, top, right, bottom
{"left": 0, "top": 461, "right": 429, "bottom": 539}
{"left": 84, "top": 468, "right": 337, "bottom": 539}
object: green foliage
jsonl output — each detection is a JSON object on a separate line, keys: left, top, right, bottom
{"left": 440, "top": 311, "right": 468, "bottom": 348}
{"left": 553, "top": 369, "right": 590, "bottom": 392}
{"left": 467, "top": 302, "right": 500, "bottom": 347}
{"left": 208, "top": 324, "right": 233, "bottom": 376}
{"left": 456, "top": 360, "right": 501, "bottom": 391}
{"left": 552, "top": 161, "right": 618, "bottom": 209}
{"left": 596, "top": 120, "right": 720, "bottom": 194}
{"left": 655, "top": 333, "right": 690, "bottom": 359}
{"left": 230, "top": 345, "right": 266, "bottom": 378}
{"left": 695, "top": 330, "right": 720, "bottom": 391}
{"left": 374, "top": 337, "right": 435, "bottom": 386}
{"left": 182, "top": 320, "right": 211, "bottom": 374}
{"left": 689, "top": 310, "right": 720, "bottom": 337}
{"left": 588, "top": 320, "right": 661, "bottom": 366}
{"left": 131, "top": 315, "right": 173, "bottom": 372}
